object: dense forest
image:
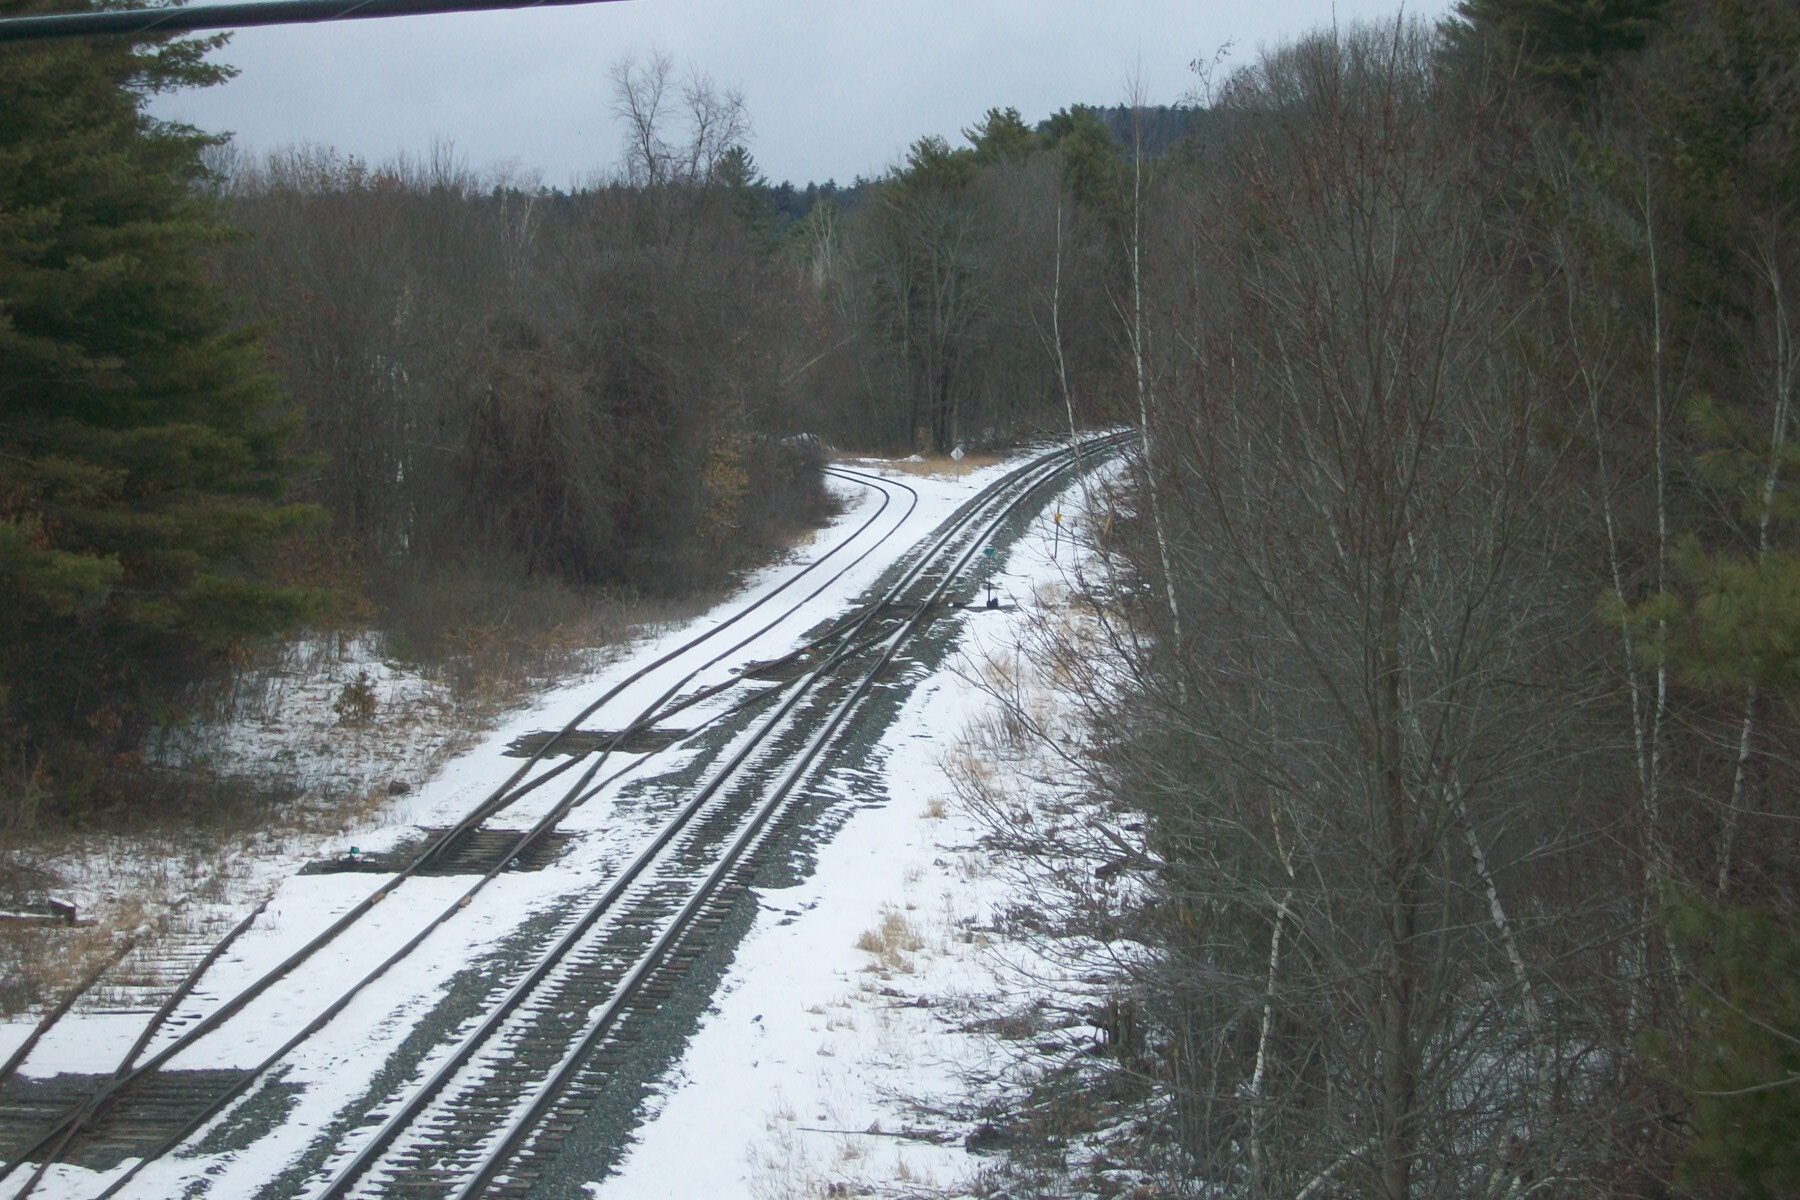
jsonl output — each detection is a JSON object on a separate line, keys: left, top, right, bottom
{"left": 964, "top": 1, "right": 1800, "bottom": 1196}
{"left": 3, "top": 0, "right": 1798, "bottom": 1193}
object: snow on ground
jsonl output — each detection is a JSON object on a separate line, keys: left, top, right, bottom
{"left": 589, "top": 470, "right": 1117, "bottom": 1200}
{"left": 2, "top": 449, "right": 1075, "bottom": 1200}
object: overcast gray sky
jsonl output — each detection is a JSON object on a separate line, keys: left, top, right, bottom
{"left": 151, "top": 0, "right": 1457, "bottom": 189}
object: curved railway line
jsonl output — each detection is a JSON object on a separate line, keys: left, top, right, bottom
{"left": 0, "top": 464, "right": 915, "bottom": 1199}
{"left": 0, "top": 435, "right": 1123, "bottom": 1199}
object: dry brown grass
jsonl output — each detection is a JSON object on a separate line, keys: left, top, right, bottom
{"left": 377, "top": 574, "right": 705, "bottom": 711}
{"left": 0, "top": 764, "right": 425, "bottom": 1018}
{"left": 850, "top": 452, "right": 1006, "bottom": 478}
{"left": 0, "top": 738, "right": 450, "bottom": 1019}
{"left": 0, "top": 895, "right": 153, "bottom": 1015}
{"left": 854, "top": 907, "right": 925, "bottom": 975}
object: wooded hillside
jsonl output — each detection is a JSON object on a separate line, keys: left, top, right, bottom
{"left": 959, "top": 1, "right": 1800, "bottom": 1194}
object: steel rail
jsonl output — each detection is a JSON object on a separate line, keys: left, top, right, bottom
{"left": 6, "top": 441, "right": 1115, "bottom": 1197}
{"left": 306, "top": 453, "right": 1070, "bottom": 1196}
{"left": 449, "top": 439, "right": 1121, "bottom": 1200}
{"left": 108, "top": 459, "right": 1036, "bottom": 1199}
{"left": 0, "top": 938, "right": 138, "bottom": 1091}
{"left": 308, "top": 438, "right": 1120, "bottom": 1200}
{"left": 419, "top": 467, "right": 914, "bottom": 848}
{"left": 1, "top": 468, "right": 911, "bottom": 1194}
{"left": 3, "top": 901, "right": 271, "bottom": 1200}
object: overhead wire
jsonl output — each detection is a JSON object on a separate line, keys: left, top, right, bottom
{"left": 0, "top": 0, "right": 630, "bottom": 43}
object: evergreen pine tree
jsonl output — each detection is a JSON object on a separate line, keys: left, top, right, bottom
{"left": 1040, "top": 105, "right": 1122, "bottom": 220}
{"left": 0, "top": 2, "right": 322, "bottom": 811}
{"left": 1452, "top": 0, "right": 1667, "bottom": 89}
{"left": 964, "top": 106, "right": 1037, "bottom": 164}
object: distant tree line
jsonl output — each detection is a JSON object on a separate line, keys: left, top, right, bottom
{"left": 784, "top": 103, "right": 1153, "bottom": 453}
{"left": 213, "top": 130, "right": 825, "bottom": 608}
{"left": 755, "top": 105, "right": 1199, "bottom": 231}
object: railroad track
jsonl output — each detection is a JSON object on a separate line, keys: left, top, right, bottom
{"left": 299, "top": 436, "right": 1122, "bottom": 1200}
{"left": 0, "top": 465, "right": 913, "bottom": 1198}
{"left": 0, "top": 436, "right": 1123, "bottom": 1199}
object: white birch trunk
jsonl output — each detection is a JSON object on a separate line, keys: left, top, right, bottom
{"left": 1719, "top": 241, "right": 1796, "bottom": 898}
{"left": 1125, "top": 99, "right": 1185, "bottom": 681}
{"left": 1640, "top": 163, "right": 1680, "bottom": 979}
{"left": 1248, "top": 888, "right": 1293, "bottom": 1182}
{"left": 1051, "top": 199, "right": 1079, "bottom": 457}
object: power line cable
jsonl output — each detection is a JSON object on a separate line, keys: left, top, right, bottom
{"left": 0, "top": 0, "right": 629, "bottom": 43}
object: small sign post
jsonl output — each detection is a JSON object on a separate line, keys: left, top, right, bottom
{"left": 950, "top": 444, "right": 965, "bottom": 479}
{"left": 982, "top": 546, "right": 998, "bottom": 607}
